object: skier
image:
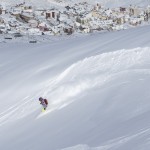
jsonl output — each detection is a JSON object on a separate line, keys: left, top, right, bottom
{"left": 39, "top": 97, "right": 48, "bottom": 111}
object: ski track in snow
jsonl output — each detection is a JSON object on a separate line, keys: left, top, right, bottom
{"left": 0, "top": 47, "right": 150, "bottom": 125}
{"left": 61, "top": 127, "right": 150, "bottom": 150}
{"left": 59, "top": 126, "right": 150, "bottom": 150}
{"left": 0, "top": 95, "right": 39, "bottom": 126}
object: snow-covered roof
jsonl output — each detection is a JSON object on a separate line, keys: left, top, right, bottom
{"left": 105, "top": 9, "right": 112, "bottom": 16}
{"left": 46, "top": 9, "right": 59, "bottom": 13}
{"left": 28, "top": 19, "right": 38, "bottom": 24}
{"left": 23, "top": 9, "right": 33, "bottom": 13}
{"left": 21, "top": 12, "right": 34, "bottom": 18}
{"left": 59, "top": 14, "right": 68, "bottom": 21}
{"left": 39, "top": 22, "right": 47, "bottom": 27}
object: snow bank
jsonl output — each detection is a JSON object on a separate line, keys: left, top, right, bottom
{"left": 41, "top": 47, "right": 150, "bottom": 114}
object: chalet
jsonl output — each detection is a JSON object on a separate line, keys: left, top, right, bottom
{"left": 73, "top": 3, "right": 88, "bottom": 15}
{"left": 65, "top": 6, "right": 71, "bottom": 11}
{"left": 111, "top": 25, "right": 124, "bottom": 31}
{"left": 28, "top": 19, "right": 38, "bottom": 28}
{"left": 76, "top": 16, "right": 81, "bottom": 24}
{"left": 0, "top": 5, "right": 6, "bottom": 15}
{"left": 59, "top": 13, "right": 69, "bottom": 22}
{"left": 124, "top": 15, "right": 130, "bottom": 22}
{"left": 75, "top": 21, "right": 81, "bottom": 29}
{"left": 116, "top": 16, "right": 125, "bottom": 24}
{"left": 93, "top": 3, "right": 101, "bottom": 11}
{"left": 15, "top": 2, "right": 25, "bottom": 7}
{"left": 145, "top": 6, "right": 150, "bottom": 20}
{"left": 0, "top": 17, "right": 4, "bottom": 24}
{"left": 28, "top": 28, "right": 41, "bottom": 35}
{"left": 16, "top": 26, "right": 29, "bottom": 34}
{"left": 120, "top": 7, "right": 126, "bottom": 13}
{"left": 80, "top": 25, "right": 91, "bottom": 33}
{"left": 45, "top": 10, "right": 59, "bottom": 20}
{"left": 63, "top": 25, "right": 74, "bottom": 35}
{"left": 20, "top": 12, "right": 34, "bottom": 22}
{"left": 130, "top": 18, "right": 142, "bottom": 26}
{"left": 24, "top": 5, "right": 32, "bottom": 10}
{"left": 100, "top": 15, "right": 108, "bottom": 20}
{"left": 23, "top": 9, "right": 33, "bottom": 14}
{"left": 91, "top": 10, "right": 100, "bottom": 18}
{"left": 147, "top": 5, "right": 150, "bottom": 13}
{"left": 90, "top": 24, "right": 102, "bottom": 31}
{"left": 10, "top": 7, "right": 22, "bottom": 14}
{"left": 138, "top": 14, "right": 145, "bottom": 21}
{"left": 76, "top": 13, "right": 91, "bottom": 26}
{"left": 35, "top": 9, "right": 45, "bottom": 17}
{"left": 9, "top": 22, "right": 17, "bottom": 28}
{"left": 0, "top": 7, "right": 2, "bottom": 15}
{"left": 104, "top": 9, "right": 112, "bottom": 18}
{"left": 10, "top": 8, "right": 22, "bottom": 21}
{"left": 145, "top": 12, "right": 150, "bottom": 21}
{"left": 38, "top": 22, "right": 49, "bottom": 32}
{"left": 129, "top": 6, "right": 143, "bottom": 16}
{"left": 91, "top": 10, "right": 109, "bottom": 20}
{"left": 0, "top": 24, "right": 6, "bottom": 33}
{"left": 51, "top": 26, "right": 60, "bottom": 35}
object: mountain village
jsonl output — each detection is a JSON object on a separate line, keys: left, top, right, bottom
{"left": 0, "top": 2, "right": 150, "bottom": 36}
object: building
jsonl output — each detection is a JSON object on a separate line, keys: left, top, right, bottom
{"left": 28, "top": 19, "right": 38, "bottom": 28}
{"left": 0, "top": 5, "right": 6, "bottom": 15}
{"left": 129, "top": 6, "right": 143, "bottom": 16}
{"left": 46, "top": 10, "right": 59, "bottom": 20}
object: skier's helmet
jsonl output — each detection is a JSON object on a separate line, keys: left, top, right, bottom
{"left": 39, "top": 97, "right": 43, "bottom": 101}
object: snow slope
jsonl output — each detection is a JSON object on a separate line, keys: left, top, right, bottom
{"left": 0, "top": 25, "right": 150, "bottom": 150}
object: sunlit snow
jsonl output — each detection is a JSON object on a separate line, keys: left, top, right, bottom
{"left": 0, "top": 25, "right": 150, "bottom": 150}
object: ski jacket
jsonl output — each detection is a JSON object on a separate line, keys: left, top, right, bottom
{"left": 40, "top": 98, "right": 48, "bottom": 106}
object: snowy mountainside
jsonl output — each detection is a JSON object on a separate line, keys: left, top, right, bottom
{"left": 65, "top": 0, "right": 150, "bottom": 7}
{"left": 95, "top": 0, "right": 150, "bottom": 7}
{"left": 0, "top": 0, "right": 65, "bottom": 8}
{"left": 0, "top": 25, "right": 150, "bottom": 150}
{"left": 1, "top": 0, "right": 150, "bottom": 7}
